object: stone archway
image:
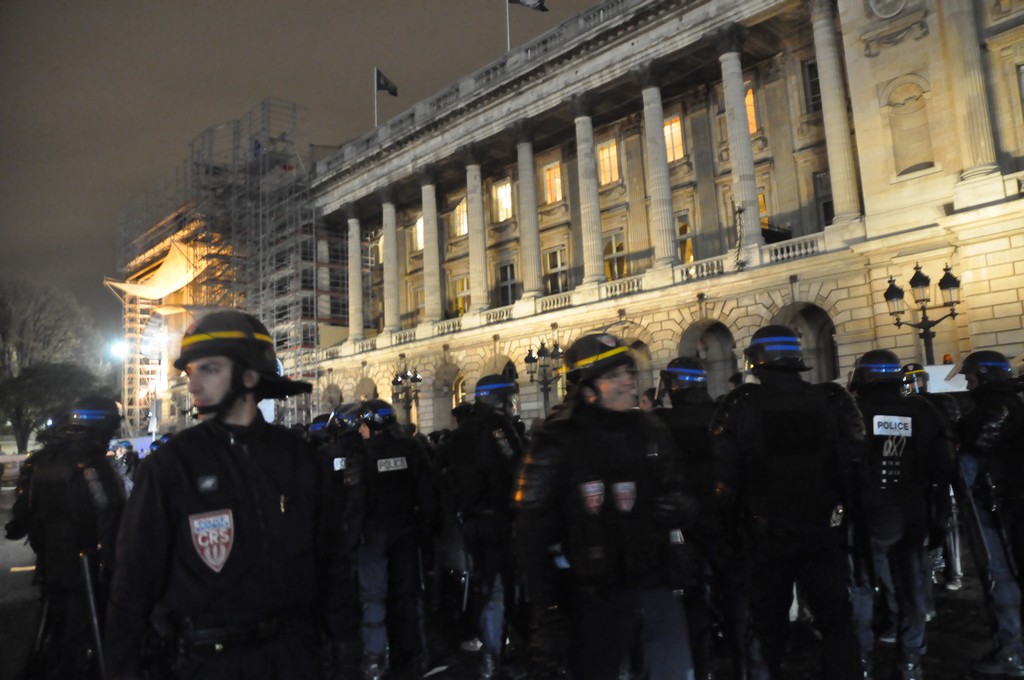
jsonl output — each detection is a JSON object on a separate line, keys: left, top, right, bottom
{"left": 773, "top": 303, "right": 839, "bottom": 384}
{"left": 679, "top": 320, "right": 738, "bottom": 399}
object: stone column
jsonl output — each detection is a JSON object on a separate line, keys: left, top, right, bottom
{"left": 942, "top": 1, "right": 997, "bottom": 177}
{"left": 687, "top": 87, "right": 723, "bottom": 259}
{"left": 346, "top": 216, "right": 364, "bottom": 342}
{"left": 574, "top": 97, "right": 606, "bottom": 285}
{"left": 516, "top": 128, "right": 543, "bottom": 298}
{"left": 381, "top": 199, "right": 400, "bottom": 332}
{"left": 420, "top": 175, "right": 442, "bottom": 322}
{"left": 718, "top": 27, "right": 764, "bottom": 261}
{"left": 466, "top": 159, "right": 489, "bottom": 312}
{"left": 639, "top": 69, "right": 677, "bottom": 268}
{"left": 810, "top": 0, "right": 861, "bottom": 222}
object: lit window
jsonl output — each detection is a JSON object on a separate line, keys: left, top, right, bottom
{"left": 664, "top": 115, "right": 685, "bottom": 163}
{"left": 450, "top": 199, "right": 468, "bottom": 237}
{"left": 498, "top": 262, "right": 517, "bottom": 307}
{"left": 803, "top": 60, "right": 822, "bottom": 114}
{"left": 757, "top": 186, "right": 770, "bottom": 229}
{"left": 493, "top": 179, "right": 513, "bottom": 222}
{"left": 597, "top": 139, "right": 620, "bottom": 185}
{"left": 451, "top": 377, "right": 465, "bottom": 412}
{"left": 677, "top": 214, "right": 694, "bottom": 263}
{"left": 543, "top": 246, "right": 569, "bottom": 295}
{"left": 603, "top": 231, "right": 626, "bottom": 281}
{"left": 413, "top": 216, "right": 424, "bottom": 252}
{"left": 744, "top": 81, "right": 758, "bottom": 135}
{"left": 451, "top": 275, "right": 470, "bottom": 315}
{"left": 542, "top": 161, "right": 563, "bottom": 204}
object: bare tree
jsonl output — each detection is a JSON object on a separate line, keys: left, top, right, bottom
{"left": 0, "top": 279, "right": 107, "bottom": 451}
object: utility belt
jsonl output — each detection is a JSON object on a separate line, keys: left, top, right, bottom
{"left": 153, "top": 609, "right": 314, "bottom": 659}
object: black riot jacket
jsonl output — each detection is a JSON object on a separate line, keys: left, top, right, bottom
{"left": 104, "top": 414, "right": 345, "bottom": 677}
{"left": 514, "top": 402, "right": 695, "bottom": 604}
{"left": 855, "top": 384, "right": 956, "bottom": 540}
{"left": 710, "top": 371, "right": 865, "bottom": 530}
{"left": 958, "top": 381, "right": 1024, "bottom": 496}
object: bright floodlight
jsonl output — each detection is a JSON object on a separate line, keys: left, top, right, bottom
{"left": 110, "top": 341, "right": 129, "bottom": 359}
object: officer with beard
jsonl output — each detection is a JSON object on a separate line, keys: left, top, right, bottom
{"left": 104, "top": 310, "right": 347, "bottom": 680}
{"left": 434, "top": 374, "right": 523, "bottom": 679}
{"left": 6, "top": 396, "right": 126, "bottom": 680}
{"left": 847, "top": 350, "right": 955, "bottom": 680}
{"left": 710, "top": 324, "right": 864, "bottom": 680}
{"left": 514, "top": 333, "right": 697, "bottom": 680}
{"left": 955, "top": 351, "right": 1024, "bottom": 677}
{"left": 653, "top": 356, "right": 747, "bottom": 680}
{"left": 346, "top": 399, "right": 437, "bottom": 680}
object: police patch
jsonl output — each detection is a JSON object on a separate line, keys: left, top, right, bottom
{"left": 873, "top": 415, "right": 912, "bottom": 436}
{"left": 189, "top": 509, "right": 234, "bottom": 573}
{"left": 613, "top": 481, "right": 636, "bottom": 513}
{"left": 580, "top": 480, "right": 604, "bottom": 515}
{"left": 333, "top": 457, "right": 347, "bottom": 471}
{"left": 377, "top": 457, "right": 408, "bottom": 472}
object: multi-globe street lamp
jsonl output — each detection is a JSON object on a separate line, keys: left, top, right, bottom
{"left": 523, "top": 341, "right": 563, "bottom": 416}
{"left": 391, "top": 353, "right": 422, "bottom": 427}
{"left": 882, "top": 263, "right": 961, "bottom": 365}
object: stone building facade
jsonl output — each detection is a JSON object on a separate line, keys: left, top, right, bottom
{"left": 306, "top": 0, "right": 1024, "bottom": 433}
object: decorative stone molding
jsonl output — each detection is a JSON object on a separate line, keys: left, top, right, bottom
{"left": 861, "top": 9, "right": 929, "bottom": 57}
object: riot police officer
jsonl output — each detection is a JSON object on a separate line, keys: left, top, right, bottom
{"left": 6, "top": 396, "right": 126, "bottom": 680}
{"left": 710, "top": 324, "right": 864, "bottom": 680}
{"left": 903, "top": 363, "right": 963, "bottom": 593}
{"left": 848, "top": 350, "right": 955, "bottom": 680}
{"left": 514, "top": 333, "right": 697, "bottom": 680}
{"left": 434, "top": 374, "right": 523, "bottom": 679}
{"left": 347, "top": 399, "right": 437, "bottom": 680}
{"left": 955, "top": 350, "right": 1024, "bottom": 677}
{"left": 104, "top": 310, "right": 347, "bottom": 680}
{"left": 653, "top": 356, "right": 747, "bottom": 680}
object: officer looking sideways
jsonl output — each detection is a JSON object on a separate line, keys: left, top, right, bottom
{"left": 514, "top": 333, "right": 697, "bottom": 680}
{"left": 104, "top": 310, "right": 347, "bottom": 680}
{"left": 710, "top": 324, "right": 865, "bottom": 680}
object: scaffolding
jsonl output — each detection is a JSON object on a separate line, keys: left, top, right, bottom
{"left": 109, "top": 98, "right": 346, "bottom": 433}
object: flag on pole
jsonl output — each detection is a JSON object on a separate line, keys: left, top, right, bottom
{"left": 509, "top": 0, "right": 548, "bottom": 10}
{"left": 375, "top": 68, "right": 398, "bottom": 96}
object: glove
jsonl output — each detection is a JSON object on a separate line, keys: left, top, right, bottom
{"left": 5, "top": 519, "right": 27, "bottom": 541}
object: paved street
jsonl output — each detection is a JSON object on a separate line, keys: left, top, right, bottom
{"left": 0, "top": 479, "right": 1002, "bottom": 679}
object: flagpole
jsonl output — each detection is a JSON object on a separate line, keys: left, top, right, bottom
{"left": 505, "top": 0, "right": 511, "bottom": 51}
{"left": 373, "top": 68, "right": 378, "bottom": 128}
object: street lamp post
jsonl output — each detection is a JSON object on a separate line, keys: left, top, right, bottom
{"left": 524, "top": 341, "right": 563, "bottom": 416}
{"left": 882, "top": 263, "right": 961, "bottom": 365}
{"left": 391, "top": 353, "right": 422, "bottom": 428}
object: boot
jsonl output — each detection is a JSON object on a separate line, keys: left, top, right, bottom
{"left": 361, "top": 654, "right": 384, "bottom": 680}
{"left": 860, "top": 655, "right": 874, "bottom": 680}
{"left": 899, "top": 660, "right": 922, "bottom": 680}
{"left": 970, "top": 646, "right": 1024, "bottom": 678}
{"left": 480, "top": 652, "right": 499, "bottom": 680}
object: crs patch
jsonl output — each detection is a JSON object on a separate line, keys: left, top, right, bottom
{"left": 333, "top": 457, "right": 347, "bottom": 472}
{"left": 580, "top": 480, "right": 605, "bottom": 515}
{"left": 189, "top": 509, "right": 234, "bottom": 573}
{"left": 612, "top": 482, "right": 636, "bottom": 513}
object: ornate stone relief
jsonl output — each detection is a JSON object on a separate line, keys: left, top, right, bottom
{"left": 861, "top": 6, "right": 929, "bottom": 57}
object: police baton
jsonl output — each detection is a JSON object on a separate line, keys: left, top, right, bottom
{"left": 80, "top": 551, "right": 108, "bottom": 680}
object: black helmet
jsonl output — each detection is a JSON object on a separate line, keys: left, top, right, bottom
{"left": 959, "top": 350, "right": 1013, "bottom": 385}
{"left": 563, "top": 333, "right": 635, "bottom": 385}
{"left": 474, "top": 374, "right": 520, "bottom": 415}
{"left": 308, "top": 413, "right": 332, "bottom": 442}
{"left": 659, "top": 356, "right": 709, "bottom": 396}
{"left": 116, "top": 439, "right": 133, "bottom": 451}
{"left": 65, "top": 396, "right": 122, "bottom": 440}
{"left": 854, "top": 350, "right": 904, "bottom": 385}
{"left": 328, "top": 402, "right": 361, "bottom": 433}
{"left": 357, "top": 399, "right": 397, "bottom": 432}
{"left": 902, "top": 363, "right": 928, "bottom": 394}
{"left": 174, "top": 310, "right": 311, "bottom": 400}
{"left": 744, "top": 325, "right": 810, "bottom": 371}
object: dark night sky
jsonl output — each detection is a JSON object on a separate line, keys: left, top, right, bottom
{"left": 0, "top": 0, "right": 596, "bottom": 345}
